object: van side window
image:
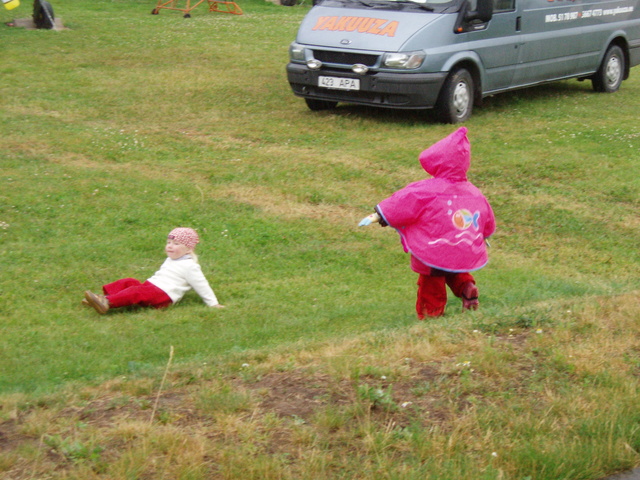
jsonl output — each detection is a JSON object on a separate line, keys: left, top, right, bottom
{"left": 494, "top": 0, "right": 515, "bottom": 12}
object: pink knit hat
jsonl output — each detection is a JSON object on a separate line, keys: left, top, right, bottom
{"left": 168, "top": 228, "right": 199, "bottom": 249}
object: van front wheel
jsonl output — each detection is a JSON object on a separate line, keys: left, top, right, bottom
{"left": 436, "top": 68, "right": 474, "bottom": 124}
{"left": 592, "top": 45, "right": 625, "bottom": 93}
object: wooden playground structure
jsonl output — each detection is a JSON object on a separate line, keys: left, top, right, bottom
{"left": 152, "top": 0, "right": 242, "bottom": 17}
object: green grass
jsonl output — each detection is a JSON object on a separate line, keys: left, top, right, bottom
{"left": 1, "top": 0, "right": 640, "bottom": 477}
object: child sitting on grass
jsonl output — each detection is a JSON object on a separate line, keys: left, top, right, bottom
{"left": 359, "top": 127, "right": 495, "bottom": 318}
{"left": 84, "top": 227, "right": 224, "bottom": 315}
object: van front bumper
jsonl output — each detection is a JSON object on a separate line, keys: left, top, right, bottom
{"left": 287, "top": 63, "right": 448, "bottom": 109}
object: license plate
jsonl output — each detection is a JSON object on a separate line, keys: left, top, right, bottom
{"left": 318, "top": 76, "right": 360, "bottom": 91}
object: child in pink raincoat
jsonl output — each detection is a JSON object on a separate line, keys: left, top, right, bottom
{"left": 359, "top": 127, "right": 496, "bottom": 318}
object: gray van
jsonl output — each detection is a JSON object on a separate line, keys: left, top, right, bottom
{"left": 286, "top": 0, "right": 640, "bottom": 122}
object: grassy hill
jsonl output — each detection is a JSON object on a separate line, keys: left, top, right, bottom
{"left": 0, "top": 0, "right": 639, "bottom": 477}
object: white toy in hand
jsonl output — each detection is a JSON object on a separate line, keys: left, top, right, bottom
{"left": 358, "top": 213, "right": 381, "bottom": 227}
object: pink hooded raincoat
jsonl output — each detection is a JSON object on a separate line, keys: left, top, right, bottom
{"left": 376, "top": 127, "right": 495, "bottom": 273}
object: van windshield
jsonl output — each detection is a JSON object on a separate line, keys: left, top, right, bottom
{"left": 315, "top": 0, "right": 461, "bottom": 13}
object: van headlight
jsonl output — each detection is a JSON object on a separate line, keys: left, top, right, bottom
{"left": 289, "top": 43, "right": 307, "bottom": 62}
{"left": 382, "top": 51, "right": 425, "bottom": 69}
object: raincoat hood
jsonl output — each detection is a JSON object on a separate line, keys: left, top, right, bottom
{"left": 419, "top": 127, "right": 469, "bottom": 182}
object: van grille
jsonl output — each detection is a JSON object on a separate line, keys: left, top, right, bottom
{"left": 312, "top": 50, "right": 379, "bottom": 67}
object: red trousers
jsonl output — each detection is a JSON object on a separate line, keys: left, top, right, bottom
{"left": 416, "top": 271, "right": 475, "bottom": 319}
{"left": 103, "top": 278, "right": 172, "bottom": 309}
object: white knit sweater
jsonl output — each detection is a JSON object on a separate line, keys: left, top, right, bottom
{"left": 147, "top": 255, "right": 219, "bottom": 307}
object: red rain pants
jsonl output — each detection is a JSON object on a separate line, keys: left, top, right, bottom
{"left": 416, "top": 271, "right": 475, "bottom": 319}
{"left": 103, "top": 278, "right": 172, "bottom": 309}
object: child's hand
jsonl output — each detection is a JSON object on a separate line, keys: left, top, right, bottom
{"left": 211, "top": 304, "right": 225, "bottom": 308}
{"left": 359, "top": 213, "right": 380, "bottom": 227}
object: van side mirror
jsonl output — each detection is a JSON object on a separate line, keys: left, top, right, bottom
{"left": 465, "top": 0, "right": 493, "bottom": 23}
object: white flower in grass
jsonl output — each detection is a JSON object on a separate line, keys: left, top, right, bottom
{"left": 491, "top": 452, "right": 498, "bottom": 458}
{"left": 401, "top": 402, "right": 412, "bottom": 408}
{"left": 241, "top": 363, "right": 250, "bottom": 368}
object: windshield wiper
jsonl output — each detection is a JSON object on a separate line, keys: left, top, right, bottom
{"left": 389, "top": 0, "right": 435, "bottom": 11}
{"left": 335, "top": 0, "right": 435, "bottom": 8}
{"left": 333, "top": 0, "right": 388, "bottom": 7}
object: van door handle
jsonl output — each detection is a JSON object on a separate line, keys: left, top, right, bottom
{"left": 516, "top": 16, "right": 522, "bottom": 31}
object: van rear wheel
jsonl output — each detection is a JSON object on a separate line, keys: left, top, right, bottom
{"left": 436, "top": 68, "right": 474, "bottom": 124}
{"left": 592, "top": 45, "right": 625, "bottom": 93}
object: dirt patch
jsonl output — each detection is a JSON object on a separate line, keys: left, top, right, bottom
{"left": 6, "top": 17, "right": 65, "bottom": 30}
{"left": 241, "top": 363, "right": 455, "bottom": 428}
{"left": 247, "top": 371, "right": 352, "bottom": 419}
